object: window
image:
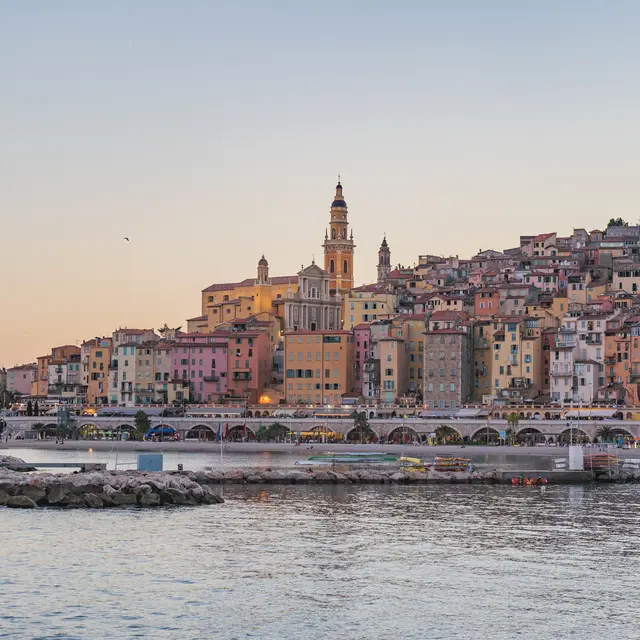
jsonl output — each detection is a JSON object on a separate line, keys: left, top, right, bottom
{"left": 343, "top": 260, "right": 348, "bottom": 274}
{"left": 330, "top": 259, "right": 335, "bottom": 273}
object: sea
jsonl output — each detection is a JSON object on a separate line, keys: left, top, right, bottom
{"left": 2, "top": 451, "right": 640, "bottom": 639}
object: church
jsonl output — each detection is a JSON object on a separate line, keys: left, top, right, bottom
{"left": 192, "top": 180, "right": 356, "bottom": 333}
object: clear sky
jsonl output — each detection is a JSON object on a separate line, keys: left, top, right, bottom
{"left": 1, "top": 1, "right": 640, "bottom": 368}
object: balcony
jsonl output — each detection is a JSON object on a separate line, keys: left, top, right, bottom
{"left": 585, "top": 336, "right": 602, "bottom": 345}
{"left": 109, "top": 361, "right": 118, "bottom": 369}
{"left": 204, "top": 375, "right": 220, "bottom": 382}
{"left": 551, "top": 369, "right": 573, "bottom": 377}
{"left": 476, "top": 339, "right": 489, "bottom": 349}
{"left": 604, "top": 356, "right": 616, "bottom": 365}
{"left": 509, "top": 378, "right": 532, "bottom": 389}
{"left": 232, "top": 372, "right": 252, "bottom": 381}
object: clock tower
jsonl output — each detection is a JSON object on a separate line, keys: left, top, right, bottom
{"left": 323, "top": 178, "right": 355, "bottom": 294}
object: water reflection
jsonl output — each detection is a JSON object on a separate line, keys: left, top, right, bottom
{"left": 3, "top": 484, "right": 640, "bottom": 639}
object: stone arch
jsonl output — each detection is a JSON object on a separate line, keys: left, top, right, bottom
{"left": 186, "top": 424, "right": 215, "bottom": 441}
{"left": 515, "top": 427, "right": 546, "bottom": 444}
{"left": 626, "top": 412, "right": 633, "bottom": 420}
{"left": 226, "top": 424, "right": 257, "bottom": 440}
{"left": 610, "top": 427, "right": 634, "bottom": 442}
{"left": 386, "top": 425, "right": 420, "bottom": 444}
{"left": 557, "top": 428, "right": 591, "bottom": 444}
{"left": 471, "top": 426, "right": 501, "bottom": 443}
{"left": 544, "top": 412, "right": 551, "bottom": 420}
{"left": 369, "top": 411, "right": 375, "bottom": 419}
{"left": 247, "top": 411, "right": 253, "bottom": 418}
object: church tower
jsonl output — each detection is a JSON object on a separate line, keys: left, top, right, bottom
{"left": 323, "top": 178, "right": 355, "bottom": 294}
{"left": 256, "top": 255, "right": 269, "bottom": 284}
{"left": 377, "top": 236, "right": 391, "bottom": 283}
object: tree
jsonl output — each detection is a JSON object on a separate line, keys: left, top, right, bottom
{"left": 506, "top": 413, "right": 519, "bottom": 445}
{"left": 26, "top": 400, "right": 33, "bottom": 416}
{"left": 34, "top": 401, "right": 39, "bottom": 417}
{"left": 134, "top": 410, "right": 151, "bottom": 439}
{"left": 607, "top": 218, "right": 629, "bottom": 228}
{"left": 434, "top": 425, "right": 461, "bottom": 444}
{"left": 596, "top": 424, "right": 614, "bottom": 443}
{"left": 158, "top": 323, "right": 182, "bottom": 338}
{"left": 218, "top": 395, "right": 226, "bottom": 405}
{"left": 351, "top": 411, "right": 373, "bottom": 443}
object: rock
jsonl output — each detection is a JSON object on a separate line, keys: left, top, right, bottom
{"left": 163, "top": 488, "right": 195, "bottom": 505}
{"left": 407, "top": 471, "right": 427, "bottom": 482}
{"left": 99, "top": 492, "right": 114, "bottom": 507}
{"left": 313, "top": 471, "right": 333, "bottom": 483}
{"left": 47, "top": 484, "right": 69, "bottom": 506}
{"left": 286, "top": 471, "right": 312, "bottom": 483}
{"left": 19, "top": 485, "right": 47, "bottom": 504}
{"left": 201, "top": 485, "right": 225, "bottom": 504}
{"left": 67, "top": 495, "right": 87, "bottom": 508}
{"left": 390, "top": 472, "right": 407, "bottom": 483}
{"left": 84, "top": 493, "right": 104, "bottom": 508}
{"left": 222, "top": 470, "right": 245, "bottom": 483}
{"left": 6, "top": 495, "right": 37, "bottom": 509}
{"left": 245, "top": 474, "right": 263, "bottom": 483}
{"left": 138, "top": 492, "right": 161, "bottom": 507}
{"left": 135, "top": 484, "right": 153, "bottom": 497}
{"left": 0, "top": 489, "right": 10, "bottom": 505}
{"left": 110, "top": 491, "right": 137, "bottom": 506}
{"left": 327, "top": 471, "right": 350, "bottom": 484}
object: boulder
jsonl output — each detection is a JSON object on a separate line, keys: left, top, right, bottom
{"left": 138, "top": 492, "right": 161, "bottom": 507}
{"left": 162, "top": 487, "right": 195, "bottom": 505}
{"left": 313, "top": 471, "right": 333, "bottom": 484}
{"left": 0, "top": 489, "right": 10, "bottom": 505}
{"left": 7, "top": 495, "right": 37, "bottom": 509}
{"left": 67, "top": 495, "right": 87, "bottom": 508}
{"left": 19, "top": 485, "right": 47, "bottom": 504}
{"left": 222, "top": 470, "right": 245, "bottom": 483}
{"left": 201, "top": 485, "right": 225, "bottom": 504}
{"left": 110, "top": 491, "right": 137, "bottom": 506}
{"left": 327, "top": 471, "right": 350, "bottom": 484}
{"left": 286, "top": 471, "right": 312, "bottom": 483}
{"left": 47, "top": 484, "right": 69, "bottom": 506}
{"left": 99, "top": 492, "right": 114, "bottom": 507}
{"left": 390, "top": 472, "right": 407, "bottom": 483}
{"left": 135, "top": 484, "right": 153, "bottom": 497}
{"left": 84, "top": 493, "right": 104, "bottom": 508}
{"left": 245, "top": 474, "right": 263, "bottom": 483}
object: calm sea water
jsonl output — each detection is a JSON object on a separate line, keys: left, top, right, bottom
{"left": 4, "top": 447, "right": 552, "bottom": 472}
{"left": 2, "top": 483, "right": 640, "bottom": 639}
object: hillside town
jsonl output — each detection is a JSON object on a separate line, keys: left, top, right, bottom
{"left": 3, "top": 183, "right": 640, "bottom": 416}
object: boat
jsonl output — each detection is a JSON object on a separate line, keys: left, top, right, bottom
{"left": 398, "top": 456, "right": 429, "bottom": 472}
{"left": 584, "top": 453, "right": 619, "bottom": 472}
{"left": 433, "top": 456, "right": 472, "bottom": 472}
{"left": 307, "top": 452, "right": 399, "bottom": 464}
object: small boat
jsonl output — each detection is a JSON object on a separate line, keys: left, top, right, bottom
{"left": 433, "top": 456, "right": 471, "bottom": 472}
{"left": 307, "top": 452, "right": 399, "bottom": 464}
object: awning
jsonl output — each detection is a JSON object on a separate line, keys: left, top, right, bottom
{"left": 455, "top": 408, "right": 486, "bottom": 418}
{"left": 564, "top": 408, "right": 619, "bottom": 418}
{"left": 420, "top": 410, "right": 457, "bottom": 418}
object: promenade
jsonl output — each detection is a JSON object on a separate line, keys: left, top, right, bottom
{"left": 1, "top": 439, "right": 635, "bottom": 458}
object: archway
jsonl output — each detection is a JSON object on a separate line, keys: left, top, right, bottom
{"left": 247, "top": 411, "right": 253, "bottom": 418}
{"left": 516, "top": 427, "right": 546, "bottom": 445}
{"left": 557, "top": 428, "right": 590, "bottom": 444}
{"left": 226, "top": 424, "right": 256, "bottom": 441}
{"left": 471, "top": 427, "right": 501, "bottom": 444}
{"left": 186, "top": 424, "right": 216, "bottom": 441}
{"left": 255, "top": 422, "right": 288, "bottom": 442}
{"left": 386, "top": 425, "right": 419, "bottom": 445}
{"left": 432, "top": 425, "right": 462, "bottom": 445}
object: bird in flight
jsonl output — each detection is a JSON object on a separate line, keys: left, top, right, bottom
{"left": 124, "top": 237, "right": 130, "bottom": 242}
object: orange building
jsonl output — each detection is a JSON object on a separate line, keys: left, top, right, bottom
{"left": 285, "top": 330, "right": 354, "bottom": 405}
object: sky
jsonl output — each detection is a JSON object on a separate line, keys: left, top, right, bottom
{"left": 1, "top": 1, "right": 640, "bottom": 367}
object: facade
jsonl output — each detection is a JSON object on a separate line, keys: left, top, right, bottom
{"left": 6, "top": 364, "right": 37, "bottom": 395}
{"left": 423, "top": 312, "right": 473, "bottom": 410}
{"left": 353, "top": 324, "right": 371, "bottom": 394}
{"left": 171, "top": 332, "right": 229, "bottom": 404}
{"left": 378, "top": 336, "right": 407, "bottom": 403}
{"left": 344, "top": 284, "right": 397, "bottom": 329}
{"left": 323, "top": 180, "right": 355, "bottom": 294}
{"left": 282, "top": 263, "right": 342, "bottom": 332}
{"left": 83, "top": 338, "right": 112, "bottom": 405}
{"left": 284, "top": 330, "right": 354, "bottom": 405}
{"left": 225, "top": 325, "right": 271, "bottom": 404}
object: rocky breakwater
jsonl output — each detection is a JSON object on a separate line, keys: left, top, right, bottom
{"left": 0, "top": 469, "right": 225, "bottom": 509}
{"left": 183, "top": 467, "right": 497, "bottom": 485}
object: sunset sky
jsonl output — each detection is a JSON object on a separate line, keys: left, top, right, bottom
{"left": 2, "top": 1, "right": 640, "bottom": 367}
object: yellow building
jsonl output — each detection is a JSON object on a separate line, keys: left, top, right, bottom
{"left": 284, "top": 330, "right": 354, "bottom": 405}
{"left": 86, "top": 338, "right": 112, "bottom": 405}
{"left": 344, "top": 284, "right": 397, "bottom": 329}
{"left": 378, "top": 336, "right": 408, "bottom": 403}
{"left": 393, "top": 314, "right": 425, "bottom": 395}
{"left": 473, "top": 319, "right": 493, "bottom": 402}
{"left": 201, "top": 256, "right": 298, "bottom": 331}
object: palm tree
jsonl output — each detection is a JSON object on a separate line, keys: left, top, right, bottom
{"left": 506, "top": 413, "right": 519, "bottom": 445}
{"left": 596, "top": 424, "right": 614, "bottom": 443}
{"left": 351, "top": 411, "right": 373, "bottom": 443}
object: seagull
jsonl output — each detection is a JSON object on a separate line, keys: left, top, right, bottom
{"left": 124, "top": 237, "right": 130, "bottom": 242}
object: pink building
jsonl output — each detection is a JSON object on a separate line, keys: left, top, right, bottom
{"left": 7, "top": 364, "right": 37, "bottom": 395}
{"left": 354, "top": 324, "right": 371, "bottom": 393}
{"left": 172, "top": 332, "right": 229, "bottom": 403}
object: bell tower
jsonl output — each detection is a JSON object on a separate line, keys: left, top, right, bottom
{"left": 323, "top": 178, "right": 355, "bottom": 294}
{"left": 377, "top": 236, "right": 391, "bottom": 283}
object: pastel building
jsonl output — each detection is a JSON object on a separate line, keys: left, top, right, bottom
{"left": 344, "top": 284, "right": 397, "bottom": 328}
{"left": 285, "top": 330, "right": 354, "bottom": 405}
{"left": 82, "top": 338, "right": 112, "bottom": 405}
{"left": 353, "top": 324, "right": 372, "bottom": 394}
{"left": 226, "top": 324, "right": 272, "bottom": 404}
{"left": 169, "top": 332, "right": 228, "bottom": 404}
{"left": 6, "top": 364, "right": 37, "bottom": 395}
